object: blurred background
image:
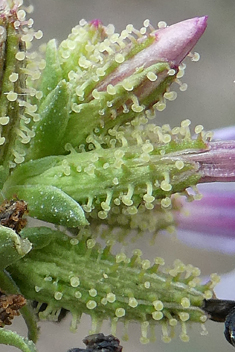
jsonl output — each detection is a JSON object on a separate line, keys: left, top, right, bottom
{"left": 3, "top": 0, "right": 235, "bottom": 351}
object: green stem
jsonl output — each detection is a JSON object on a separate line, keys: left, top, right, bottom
{"left": 0, "top": 329, "right": 37, "bottom": 352}
{"left": 0, "top": 21, "right": 25, "bottom": 169}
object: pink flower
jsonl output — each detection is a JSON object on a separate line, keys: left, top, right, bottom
{"left": 180, "top": 141, "right": 235, "bottom": 183}
{"left": 96, "top": 17, "right": 208, "bottom": 94}
{"left": 58, "top": 16, "right": 209, "bottom": 151}
{"left": 176, "top": 183, "right": 235, "bottom": 253}
{"left": 175, "top": 126, "right": 235, "bottom": 253}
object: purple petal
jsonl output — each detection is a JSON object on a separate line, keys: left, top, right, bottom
{"left": 215, "top": 269, "right": 235, "bottom": 299}
{"left": 213, "top": 126, "right": 235, "bottom": 141}
{"left": 176, "top": 183, "right": 235, "bottom": 254}
{"left": 177, "top": 230, "right": 235, "bottom": 254}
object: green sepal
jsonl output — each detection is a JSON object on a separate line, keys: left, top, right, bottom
{"left": 3, "top": 155, "right": 61, "bottom": 186}
{"left": 63, "top": 62, "right": 173, "bottom": 147}
{"left": 3, "top": 141, "right": 203, "bottom": 223}
{"left": 20, "top": 226, "right": 59, "bottom": 250}
{"left": 4, "top": 185, "right": 88, "bottom": 227}
{"left": 8, "top": 231, "right": 215, "bottom": 337}
{"left": 0, "top": 328, "right": 37, "bottom": 352}
{"left": 40, "top": 39, "right": 63, "bottom": 99}
{"left": 27, "top": 80, "right": 70, "bottom": 160}
{"left": 58, "top": 21, "right": 108, "bottom": 79}
{"left": 0, "top": 225, "right": 32, "bottom": 270}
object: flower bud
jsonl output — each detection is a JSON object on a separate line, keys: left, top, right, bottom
{"left": 27, "top": 17, "right": 207, "bottom": 158}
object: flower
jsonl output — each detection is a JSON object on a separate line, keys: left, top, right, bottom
{"left": 0, "top": 10, "right": 213, "bottom": 228}
{"left": 180, "top": 140, "right": 235, "bottom": 183}
{"left": 213, "top": 126, "right": 235, "bottom": 141}
{"left": 175, "top": 126, "right": 235, "bottom": 253}
{"left": 216, "top": 268, "right": 235, "bottom": 300}
{"left": 26, "top": 16, "right": 208, "bottom": 157}
{"left": 0, "top": 1, "right": 231, "bottom": 351}
{"left": 176, "top": 182, "right": 235, "bottom": 253}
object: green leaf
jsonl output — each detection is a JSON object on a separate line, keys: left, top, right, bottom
{"left": 27, "top": 80, "right": 70, "bottom": 160}
{"left": 20, "top": 226, "right": 58, "bottom": 250}
{"left": 5, "top": 185, "right": 88, "bottom": 227}
{"left": 0, "top": 225, "right": 31, "bottom": 270}
{"left": 40, "top": 39, "right": 63, "bottom": 98}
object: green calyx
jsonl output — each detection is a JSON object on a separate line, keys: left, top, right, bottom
{"left": 3, "top": 125, "right": 206, "bottom": 224}
{"left": 25, "top": 21, "right": 175, "bottom": 157}
{"left": 7, "top": 227, "right": 218, "bottom": 343}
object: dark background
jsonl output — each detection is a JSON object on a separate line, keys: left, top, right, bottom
{"left": 3, "top": 0, "right": 235, "bottom": 351}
